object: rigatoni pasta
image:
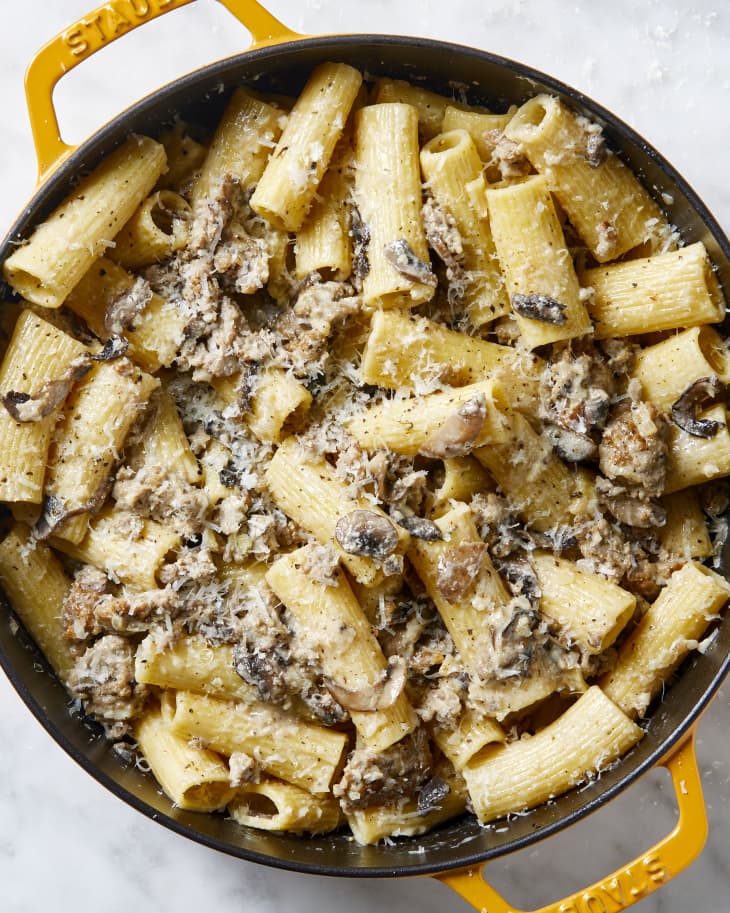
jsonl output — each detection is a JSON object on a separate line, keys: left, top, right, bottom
{"left": 43, "top": 359, "right": 159, "bottom": 543}
{"left": 295, "top": 130, "right": 354, "bottom": 280}
{"left": 359, "top": 310, "right": 522, "bottom": 391}
{"left": 354, "top": 102, "right": 436, "bottom": 308}
{"left": 250, "top": 62, "right": 362, "bottom": 232}
{"left": 3, "top": 135, "right": 166, "bottom": 307}
{"left": 1, "top": 64, "right": 729, "bottom": 850}
{"left": 228, "top": 779, "right": 343, "bottom": 835}
{"left": 420, "top": 129, "right": 508, "bottom": 325}
{"left": 463, "top": 687, "right": 644, "bottom": 824}
{"left": 601, "top": 562, "right": 730, "bottom": 718}
{"left": 169, "top": 690, "right": 348, "bottom": 795}
{"left": 134, "top": 695, "right": 236, "bottom": 813}
{"left": 110, "top": 190, "right": 191, "bottom": 270}
{"left": 503, "top": 93, "right": 671, "bottom": 261}
{"left": 189, "top": 87, "right": 284, "bottom": 213}
{"left": 486, "top": 174, "right": 592, "bottom": 348}
{"left": 266, "top": 545, "right": 418, "bottom": 750}
{"left": 0, "top": 310, "right": 88, "bottom": 503}
{"left": 0, "top": 524, "right": 76, "bottom": 681}
{"left": 583, "top": 242, "right": 724, "bottom": 338}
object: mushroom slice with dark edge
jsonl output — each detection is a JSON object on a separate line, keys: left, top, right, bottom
{"left": 1, "top": 354, "right": 94, "bottom": 422}
{"left": 511, "top": 293, "right": 568, "bottom": 325}
{"left": 417, "top": 776, "right": 451, "bottom": 815}
{"left": 91, "top": 335, "right": 129, "bottom": 362}
{"left": 32, "top": 479, "right": 113, "bottom": 541}
{"left": 585, "top": 132, "right": 608, "bottom": 168}
{"left": 104, "top": 275, "right": 152, "bottom": 335}
{"left": 671, "top": 376, "right": 727, "bottom": 438}
{"left": 1, "top": 337, "right": 127, "bottom": 424}
{"left": 544, "top": 423, "right": 597, "bottom": 462}
{"left": 324, "top": 656, "right": 406, "bottom": 712}
{"left": 383, "top": 239, "right": 438, "bottom": 287}
{"left": 393, "top": 510, "right": 443, "bottom": 542}
{"left": 498, "top": 557, "right": 542, "bottom": 605}
{"left": 334, "top": 509, "right": 400, "bottom": 559}
{"left": 349, "top": 205, "right": 370, "bottom": 283}
{"left": 420, "top": 393, "right": 487, "bottom": 460}
{"left": 436, "top": 542, "right": 487, "bottom": 602}
{"left": 31, "top": 495, "right": 77, "bottom": 541}
{"left": 603, "top": 494, "right": 666, "bottom": 529}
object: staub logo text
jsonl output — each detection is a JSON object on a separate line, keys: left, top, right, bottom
{"left": 557, "top": 854, "right": 668, "bottom": 913}
{"left": 63, "top": 0, "right": 181, "bottom": 57}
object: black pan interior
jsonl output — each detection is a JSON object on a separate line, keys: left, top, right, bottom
{"left": 1, "top": 33, "right": 729, "bottom": 878}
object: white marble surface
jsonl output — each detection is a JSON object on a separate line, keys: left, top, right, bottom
{"left": 1, "top": 1, "right": 729, "bottom": 911}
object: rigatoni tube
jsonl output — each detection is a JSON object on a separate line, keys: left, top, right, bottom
{"left": 531, "top": 552, "right": 636, "bottom": 654}
{"left": 266, "top": 545, "right": 418, "bottom": 751}
{"left": 190, "top": 87, "right": 284, "bottom": 211}
{"left": 354, "top": 102, "right": 434, "bottom": 308}
{"left": 463, "top": 686, "right": 644, "bottom": 824}
{"left": 582, "top": 242, "right": 725, "bottom": 339}
{"left": 135, "top": 698, "right": 235, "bottom": 812}
{"left": 601, "top": 561, "right": 730, "bottom": 718}
{"left": 420, "top": 129, "right": 508, "bottom": 325}
{"left": 168, "top": 690, "right": 348, "bottom": 795}
{"left": 503, "top": 94, "right": 670, "bottom": 261}
{"left": 109, "top": 190, "right": 191, "bottom": 270}
{"left": 0, "top": 310, "right": 88, "bottom": 503}
{"left": 3, "top": 135, "right": 166, "bottom": 307}
{"left": 44, "top": 359, "right": 159, "bottom": 544}
{"left": 0, "top": 523, "right": 76, "bottom": 682}
{"left": 250, "top": 62, "right": 362, "bottom": 232}
{"left": 486, "top": 174, "right": 592, "bottom": 348}
{"left": 64, "top": 257, "right": 187, "bottom": 372}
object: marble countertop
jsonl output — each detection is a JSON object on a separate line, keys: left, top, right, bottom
{"left": 1, "top": 1, "right": 729, "bottom": 911}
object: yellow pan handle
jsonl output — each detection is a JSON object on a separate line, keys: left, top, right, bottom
{"left": 438, "top": 732, "right": 707, "bottom": 913}
{"left": 24, "top": 0, "right": 302, "bottom": 182}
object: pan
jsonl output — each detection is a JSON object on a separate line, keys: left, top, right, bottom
{"left": 1, "top": 2, "right": 728, "bottom": 912}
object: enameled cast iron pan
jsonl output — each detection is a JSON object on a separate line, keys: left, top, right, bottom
{"left": 1, "top": 2, "right": 729, "bottom": 911}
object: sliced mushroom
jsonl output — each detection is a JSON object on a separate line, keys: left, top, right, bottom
{"left": 1, "top": 354, "right": 93, "bottom": 422}
{"left": 349, "top": 205, "right": 370, "bottom": 283}
{"left": 334, "top": 509, "right": 400, "bottom": 559}
{"left": 324, "top": 656, "right": 406, "bottom": 712}
{"left": 498, "top": 557, "right": 542, "bottom": 605}
{"left": 698, "top": 481, "right": 730, "bottom": 519}
{"left": 603, "top": 493, "right": 667, "bottom": 529}
{"left": 585, "top": 132, "right": 608, "bottom": 168}
{"left": 531, "top": 526, "right": 578, "bottom": 550}
{"left": 436, "top": 542, "right": 487, "bottom": 602}
{"left": 104, "top": 275, "right": 152, "bottom": 335}
{"left": 420, "top": 394, "right": 487, "bottom": 460}
{"left": 511, "top": 293, "right": 567, "bottom": 325}
{"left": 31, "top": 495, "right": 70, "bottom": 540}
{"left": 393, "top": 511, "right": 443, "bottom": 541}
{"left": 91, "top": 335, "right": 129, "bottom": 362}
{"left": 544, "top": 423, "right": 597, "bottom": 462}
{"left": 383, "top": 239, "right": 438, "bottom": 287}
{"left": 32, "top": 480, "right": 113, "bottom": 541}
{"left": 498, "top": 603, "right": 541, "bottom": 676}
{"left": 671, "top": 376, "right": 727, "bottom": 438}
{"left": 417, "top": 776, "right": 451, "bottom": 816}
{"left": 299, "top": 683, "right": 350, "bottom": 726}
{"left": 232, "top": 641, "right": 288, "bottom": 704}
